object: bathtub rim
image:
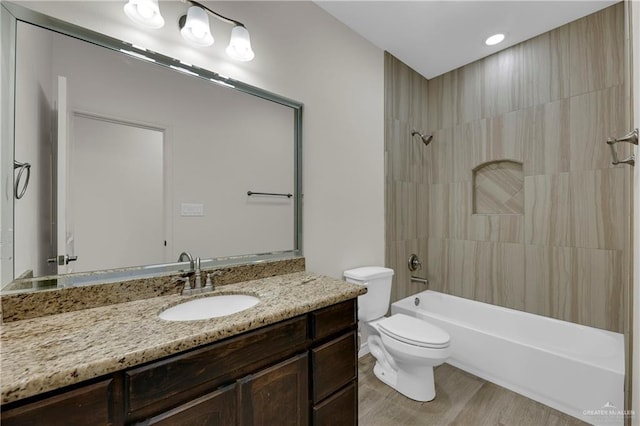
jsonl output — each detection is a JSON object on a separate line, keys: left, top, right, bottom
{"left": 392, "top": 290, "right": 625, "bottom": 375}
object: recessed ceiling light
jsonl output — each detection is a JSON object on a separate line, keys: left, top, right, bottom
{"left": 485, "top": 33, "right": 505, "bottom": 46}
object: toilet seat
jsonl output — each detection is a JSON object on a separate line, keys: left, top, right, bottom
{"left": 378, "top": 314, "right": 450, "bottom": 349}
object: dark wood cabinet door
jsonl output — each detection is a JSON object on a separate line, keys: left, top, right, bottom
{"left": 312, "top": 381, "right": 357, "bottom": 426}
{"left": 311, "top": 331, "right": 357, "bottom": 403}
{"left": 240, "top": 353, "right": 309, "bottom": 426}
{"left": 142, "top": 383, "right": 236, "bottom": 426}
{"left": 1, "top": 379, "right": 113, "bottom": 426}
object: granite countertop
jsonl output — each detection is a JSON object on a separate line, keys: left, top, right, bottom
{"left": 0, "top": 271, "right": 365, "bottom": 404}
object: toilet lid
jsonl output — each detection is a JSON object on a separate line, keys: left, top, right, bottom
{"left": 378, "top": 314, "right": 450, "bottom": 349}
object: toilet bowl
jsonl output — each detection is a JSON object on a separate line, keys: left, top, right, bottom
{"left": 344, "top": 266, "right": 451, "bottom": 402}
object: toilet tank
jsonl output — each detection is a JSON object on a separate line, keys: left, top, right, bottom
{"left": 343, "top": 266, "right": 394, "bottom": 322}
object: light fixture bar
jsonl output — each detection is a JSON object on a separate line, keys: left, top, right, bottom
{"left": 186, "top": 0, "right": 245, "bottom": 27}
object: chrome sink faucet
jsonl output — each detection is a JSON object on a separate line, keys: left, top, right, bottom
{"left": 178, "top": 251, "right": 195, "bottom": 272}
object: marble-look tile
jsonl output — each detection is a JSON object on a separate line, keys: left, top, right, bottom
{"left": 0, "top": 272, "right": 365, "bottom": 404}
{"left": 428, "top": 184, "right": 449, "bottom": 239}
{"left": 386, "top": 52, "right": 410, "bottom": 122}
{"left": 474, "top": 241, "right": 526, "bottom": 310}
{"left": 569, "top": 84, "right": 628, "bottom": 172}
{"left": 524, "top": 173, "right": 571, "bottom": 247}
{"left": 452, "top": 121, "right": 478, "bottom": 183}
{"left": 469, "top": 214, "right": 524, "bottom": 244}
{"left": 547, "top": 25, "right": 572, "bottom": 101}
{"left": 392, "top": 181, "right": 418, "bottom": 242}
{"left": 430, "top": 127, "right": 454, "bottom": 184}
{"left": 524, "top": 245, "right": 623, "bottom": 332}
{"left": 409, "top": 65, "right": 429, "bottom": 130}
{"left": 520, "top": 27, "right": 571, "bottom": 107}
{"left": 456, "top": 60, "right": 485, "bottom": 124}
{"left": 569, "top": 168, "right": 627, "bottom": 250}
{"left": 483, "top": 46, "right": 521, "bottom": 118}
{"left": 569, "top": 2, "right": 624, "bottom": 96}
{"left": 442, "top": 239, "right": 476, "bottom": 300}
{"left": 523, "top": 99, "right": 571, "bottom": 176}
{"left": 440, "top": 240, "right": 526, "bottom": 310}
{"left": 448, "top": 181, "right": 472, "bottom": 240}
{"left": 524, "top": 245, "right": 574, "bottom": 320}
{"left": 416, "top": 183, "right": 429, "bottom": 240}
{"left": 479, "top": 109, "right": 525, "bottom": 166}
{"left": 426, "top": 238, "right": 445, "bottom": 293}
{"left": 427, "top": 71, "right": 458, "bottom": 130}
{"left": 574, "top": 247, "right": 622, "bottom": 331}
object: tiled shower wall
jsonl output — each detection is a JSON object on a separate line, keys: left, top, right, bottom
{"left": 385, "top": 3, "right": 631, "bottom": 332}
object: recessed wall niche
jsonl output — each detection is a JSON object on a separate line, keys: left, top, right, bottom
{"left": 473, "top": 160, "right": 524, "bottom": 215}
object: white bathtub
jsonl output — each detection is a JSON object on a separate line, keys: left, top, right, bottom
{"left": 391, "top": 290, "right": 625, "bottom": 425}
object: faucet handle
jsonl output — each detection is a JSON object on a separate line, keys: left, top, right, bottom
{"left": 173, "top": 275, "right": 194, "bottom": 295}
{"left": 203, "top": 273, "right": 214, "bottom": 291}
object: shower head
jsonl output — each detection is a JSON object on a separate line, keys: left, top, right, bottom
{"left": 411, "top": 129, "right": 433, "bottom": 146}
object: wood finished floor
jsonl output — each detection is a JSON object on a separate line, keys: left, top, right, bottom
{"left": 358, "top": 355, "right": 588, "bottom": 426}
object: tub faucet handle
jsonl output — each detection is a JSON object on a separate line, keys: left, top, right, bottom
{"left": 408, "top": 254, "right": 422, "bottom": 271}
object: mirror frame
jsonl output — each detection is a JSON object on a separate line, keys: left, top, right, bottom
{"left": 0, "top": 2, "right": 303, "bottom": 290}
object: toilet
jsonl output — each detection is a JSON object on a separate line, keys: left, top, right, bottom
{"left": 344, "top": 266, "right": 451, "bottom": 402}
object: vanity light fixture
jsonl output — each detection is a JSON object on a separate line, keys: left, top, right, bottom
{"left": 123, "top": 0, "right": 165, "bottom": 29}
{"left": 179, "top": 0, "right": 255, "bottom": 61}
{"left": 485, "top": 33, "right": 505, "bottom": 46}
{"left": 125, "top": 0, "right": 255, "bottom": 61}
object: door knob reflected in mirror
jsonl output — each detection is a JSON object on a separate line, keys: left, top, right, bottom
{"left": 47, "top": 255, "right": 78, "bottom": 265}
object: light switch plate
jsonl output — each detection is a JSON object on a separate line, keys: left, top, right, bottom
{"left": 181, "top": 203, "right": 204, "bottom": 216}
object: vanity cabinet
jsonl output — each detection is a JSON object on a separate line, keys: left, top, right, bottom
{"left": 1, "top": 299, "right": 357, "bottom": 426}
{"left": 0, "top": 379, "right": 117, "bottom": 426}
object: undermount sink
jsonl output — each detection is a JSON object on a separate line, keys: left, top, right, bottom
{"left": 159, "top": 294, "right": 260, "bottom": 321}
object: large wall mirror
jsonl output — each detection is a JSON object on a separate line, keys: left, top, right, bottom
{"left": 1, "top": 3, "right": 303, "bottom": 292}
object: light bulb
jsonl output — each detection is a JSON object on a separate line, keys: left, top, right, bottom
{"left": 137, "top": 3, "right": 153, "bottom": 19}
{"left": 123, "top": 0, "right": 165, "bottom": 29}
{"left": 226, "top": 25, "right": 255, "bottom": 61}
{"left": 485, "top": 33, "right": 505, "bottom": 46}
{"left": 180, "top": 6, "right": 214, "bottom": 47}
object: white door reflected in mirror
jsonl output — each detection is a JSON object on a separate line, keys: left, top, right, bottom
{"left": 71, "top": 115, "right": 165, "bottom": 273}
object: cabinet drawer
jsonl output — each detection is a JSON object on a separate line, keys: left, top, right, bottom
{"left": 126, "top": 315, "right": 306, "bottom": 416}
{"left": 142, "top": 383, "right": 236, "bottom": 426}
{"left": 1, "top": 379, "right": 113, "bottom": 426}
{"left": 311, "top": 331, "right": 357, "bottom": 402}
{"left": 312, "top": 381, "right": 357, "bottom": 426}
{"left": 310, "top": 299, "right": 356, "bottom": 341}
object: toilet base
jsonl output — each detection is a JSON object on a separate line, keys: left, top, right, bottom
{"left": 373, "top": 360, "right": 397, "bottom": 389}
{"left": 373, "top": 360, "right": 436, "bottom": 402}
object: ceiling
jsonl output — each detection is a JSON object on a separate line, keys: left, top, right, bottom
{"left": 315, "top": 1, "right": 618, "bottom": 79}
